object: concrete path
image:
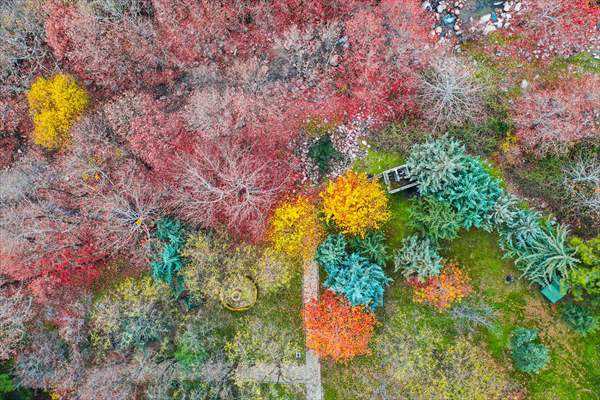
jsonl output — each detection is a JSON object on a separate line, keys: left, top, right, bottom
{"left": 235, "top": 260, "right": 323, "bottom": 400}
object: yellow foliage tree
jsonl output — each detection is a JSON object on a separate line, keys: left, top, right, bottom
{"left": 269, "top": 195, "right": 324, "bottom": 260}
{"left": 27, "top": 73, "right": 89, "bottom": 150}
{"left": 320, "top": 171, "right": 390, "bottom": 237}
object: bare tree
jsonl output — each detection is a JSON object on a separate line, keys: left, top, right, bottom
{"left": 0, "top": 0, "right": 53, "bottom": 95}
{"left": 0, "top": 287, "right": 33, "bottom": 360}
{"left": 563, "top": 157, "right": 600, "bottom": 224}
{"left": 171, "top": 138, "right": 294, "bottom": 240}
{"left": 417, "top": 56, "right": 488, "bottom": 131}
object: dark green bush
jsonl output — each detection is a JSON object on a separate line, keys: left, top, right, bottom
{"left": 349, "top": 231, "right": 388, "bottom": 265}
{"left": 408, "top": 196, "right": 462, "bottom": 242}
{"left": 560, "top": 302, "right": 599, "bottom": 336}
{"left": 510, "top": 327, "right": 549, "bottom": 373}
{"left": 307, "top": 134, "right": 343, "bottom": 176}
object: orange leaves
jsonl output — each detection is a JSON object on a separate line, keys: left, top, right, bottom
{"left": 303, "top": 290, "right": 377, "bottom": 362}
{"left": 320, "top": 171, "right": 390, "bottom": 238}
{"left": 408, "top": 260, "right": 473, "bottom": 311}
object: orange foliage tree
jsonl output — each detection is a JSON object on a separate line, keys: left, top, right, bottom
{"left": 407, "top": 260, "right": 473, "bottom": 311}
{"left": 320, "top": 171, "right": 390, "bottom": 238}
{"left": 303, "top": 290, "right": 377, "bottom": 362}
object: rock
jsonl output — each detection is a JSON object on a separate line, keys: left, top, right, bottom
{"left": 422, "top": 1, "right": 432, "bottom": 11}
{"left": 454, "top": 8, "right": 460, "bottom": 15}
{"left": 454, "top": 24, "right": 460, "bottom": 31}
{"left": 437, "top": 4, "right": 445, "bottom": 13}
{"left": 520, "top": 80, "right": 529, "bottom": 89}
{"left": 480, "top": 13, "right": 491, "bottom": 23}
{"left": 495, "top": 21, "right": 503, "bottom": 28}
{"left": 435, "top": 26, "right": 443, "bottom": 34}
{"left": 329, "top": 54, "right": 340, "bottom": 67}
{"left": 483, "top": 24, "right": 497, "bottom": 35}
{"left": 514, "top": 2, "right": 522, "bottom": 11}
{"left": 503, "top": 3, "right": 511, "bottom": 11}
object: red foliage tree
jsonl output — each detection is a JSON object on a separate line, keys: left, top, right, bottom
{"left": 170, "top": 133, "right": 299, "bottom": 241}
{"left": 44, "top": 2, "right": 172, "bottom": 94}
{"left": 509, "top": 0, "right": 599, "bottom": 61}
{"left": 303, "top": 290, "right": 377, "bottom": 362}
{"left": 337, "top": 0, "right": 434, "bottom": 120}
{"left": 512, "top": 75, "right": 600, "bottom": 157}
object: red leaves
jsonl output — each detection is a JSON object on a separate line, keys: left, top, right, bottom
{"left": 512, "top": 75, "right": 600, "bottom": 157}
{"left": 303, "top": 290, "right": 377, "bottom": 362}
{"left": 171, "top": 134, "right": 299, "bottom": 242}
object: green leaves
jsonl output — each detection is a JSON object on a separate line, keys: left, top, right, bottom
{"left": 150, "top": 218, "right": 187, "bottom": 288}
{"left": 560, "top": 302, "right": 599, "bottom": 336}
{"left": 393, "top": 235, "right": 443, "bottom": 282}
{"left": 405, "top": 134, "right": 467, "bottom": 196}
{"left": 408, "top": 196, "right": 462, "bottom": 242}
{"left": 510, "top": 328, "right": 549, "bottom": 374}
{"left": 323, "top": 252, "right": 391, "bottom": 311}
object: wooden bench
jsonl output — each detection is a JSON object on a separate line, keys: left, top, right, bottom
{"left": 374, "top": 164, "right": 418, "bottom": 194}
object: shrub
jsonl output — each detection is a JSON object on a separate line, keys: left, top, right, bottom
{"left": 393, "top": 235, "right": 443, "bottom": 282}
{"left": 436, "top": 157, "right": 503, "bottom": 231}
{"left": 407, "top": 260, "right": 473, "bottom": 311}
{"left": 450, "top": 299, "right": 496, "bottom": 334}
{"left": 560, "top": 302, "right": 599, "bottom": 336}
{"left": 269, "top": 195, "right": 324, "bottom": 261}
{"left": 315, "top": 234, "right": 347, "bottom": 270}
{"left": 27, "top": 74, "right": 89, "bottom": 150}
{"left": 0, "top": 288, "right": 33, "bottom": 360}
{"left": 502, "top": 220, "right": 579, "bottom": 286}
{"left": 408, "top": 197, "right": 462, "bottom": 242}
{"left": 181, "top": 234, "right": 294, "bottom": 301}
{"left": 405, "top": 135, "right": 467, "bottom": 196}
{"left": 349, "top": 231, "right": 388, "bottom": 266}
{"left": 149, "top": 218, "right": 187, "bottom": 292}
{"left": 566, "top": 236, "right": 600, "bottom": 300}
{"left": 303, "top": 290, "right": 377, "bottom": 362}
{"left": 510, "top": 328, "right": 549, "bottom": 374}
{"left": 175, "top": 310, "right": 230, "bottom": 373}
{"left": 307, "top": 134, "right": 343, "bottom": 176}
{"left": 371, "top": 311, "right": 517, "bottom": 400}
{"left": 90, "top": 276, "right": 175, "bottom": 353}
{"left": 320, "top": 171, "right": 390, "bottom": 237}
{"left": 562, "top": 158, "right": 600, "bottom": 227}
{"left": 323, "top": 252, "right": 391, "bottom": 311}
{"left": 225, "top": 314, "right": 302, "bottom": 367}
{"left": 512, "top": 77, "right": 599, "bottom": 157}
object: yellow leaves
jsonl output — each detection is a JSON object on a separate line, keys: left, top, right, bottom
{"left": 27, "top": 73, "right": 89, "bottom": 150}
{"left": 320, "top": 171, "right": 390, "bottom": 238}
{"left": 269, "top": 195, "right": 324, "bottom": 260}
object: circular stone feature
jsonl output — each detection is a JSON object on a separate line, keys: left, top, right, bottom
{"left": 220, "top": 275, "right": 258, "bottom": 311}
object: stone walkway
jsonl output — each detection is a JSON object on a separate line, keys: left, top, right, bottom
{"left": 236, "top": 260, "right": 323, "bottom": 400}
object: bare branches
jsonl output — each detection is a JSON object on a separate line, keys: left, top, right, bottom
{"left": 171, "top": 138, "right": 294, "bottom": 240}
{"left": 0, "top": 287, "right": 33, "bottom": 360}
{"left": 417, "top": 56, "right": 488, "bottom": 131}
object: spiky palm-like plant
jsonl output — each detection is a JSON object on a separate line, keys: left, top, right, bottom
{"left": 512, "top": 221, "right": 579, "bottom": 286}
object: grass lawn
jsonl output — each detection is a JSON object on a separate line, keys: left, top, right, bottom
{"left": 322, "top": 149, "right": 600, "bottom": 399}
{"left": 445, "top": 230, "right": 600, "bottom": 400}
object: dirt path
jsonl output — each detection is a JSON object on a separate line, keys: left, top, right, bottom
{"left": 235, "top": 260, "right": 323, "bottom": 400}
